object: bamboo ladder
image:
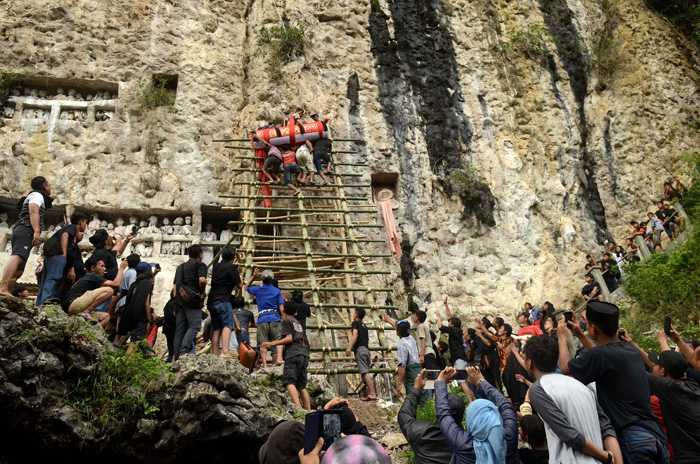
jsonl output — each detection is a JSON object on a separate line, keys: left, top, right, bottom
{"left": 214, "top": 137, "right": 398, "bottom": 395}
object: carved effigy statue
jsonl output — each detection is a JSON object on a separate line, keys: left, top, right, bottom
{"left": 100, "top": 220, "right": 108, "bottom": 228}
{"left": 182, "top": 216, "right": 193, "bottom": 236}
{"left": 114, "top": 217, "right": 127, "bottom": 238}
{"left": 0, "top": 213, "right": 8, "bottom": 229}
{"left": 67, "top": 89, "right": 77, "bottom": 101}
{"left": 146, "top": 215, "right": 159, "bottom": 234}
{"left": 200, "top": 224, "right": 217, "bottom": 265}
{"left": 87, "top": 214, "right": 101, "bottom": 238}
{"left": 160, "top": 218, "right": 174, "bottom": 254}
{"left": 54, "top": 87, "right": 66, "bottom": 100}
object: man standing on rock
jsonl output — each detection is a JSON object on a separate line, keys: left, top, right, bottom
{"left": 1, "top": 176, "right": 53, "bottom": 297}
{"left": 245, "top": 268, "right": 284, "bottom": 368}
{"left": 172, "top": 245, "right": 208, "bottom": 360}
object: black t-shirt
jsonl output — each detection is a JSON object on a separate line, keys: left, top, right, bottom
{"left": 647, "top": 374, "right": 700, "bottom": 462}
{"left": 118, "top": 278, "right": 154, "bottom": 335}
{"left": 439, "top": 325, "right": 467, "bottom": 364}
{"left": 568, "top": 342, "right": 665, "bottom": 441}
{"left": 92, "top": 248, "right": 118, "bottom": 280}
{"left": 313, "top": 138, "right": 332, "bottom": 153}
{"left": 233, "top": 308, "right": 255, "bottom": 331}
{"left": 208, "top": 262, "right": 241, "bottom": 303}
{"left": 686, "top": 368, "right": 700, "bottom": 384}
{"left": 581, "top": 281, "right": 600, "bottom": 297}
{"left": 57, "top": 224, "right": 78, "bottom": 258}
{"left": 63, "top": 272, "right": 107, "bottom": 309}
{"left": 518, "top": 448, "right": 549, "bottom": 464}
{"left": 174, "top": 260, "right": 208, "bottom": 292}
{"left": 351, "top": 320, "right": 369, "bottom": 351}
{"left": 295, "top": 301, "right": 311, "bottom": 332}
{"left": 280, "top": 316, "right": 309, "bottom": 359}
{"left": 656, "top": 209, "right": 671, "bottom": 222}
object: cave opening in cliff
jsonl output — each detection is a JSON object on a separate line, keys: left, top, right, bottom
{"left": 201, "top": 205, "right": 240, "bottom": 239}
{"left": 371, "top": 172, "right": 399, "bottom": 202}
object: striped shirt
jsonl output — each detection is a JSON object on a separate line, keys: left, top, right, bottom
{"left": 398, "top": 336, "right": 420, "bottom": 367}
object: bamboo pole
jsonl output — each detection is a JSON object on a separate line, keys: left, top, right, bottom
{"left": 306, "top": 325, "right": 386, "bottom": 330}
{"left": 240, "top": 263, "right": 389, "bottom": 274}
{"left": 227, "top": 220, "right": 382, "bottom": 228}
{"left": 309, "top": 346, "right": 395, "bottom": 352}
{"left": 279, "top": 286, "right": 393, "bottom": 292}
{"left": 224, "top": 146, "right": 252, "bottom": 149}
{"left": 296, "top": 186, "right": 336, "bottom": 391}
{"left": 235, "top": 249, "right": 392, "bottom": 258}
{"left": 230, "top": 167, "right": 363, "bottom": 177}
{"left": 228, "top": 182, "right": 371, "bottom": 189}
{"left": 214, "top": 138, "right": 250, "bottom": 142}
{"left": 231, "top": 156, "right": 368, "bottom": 167}
{"left": 224, "top": 206, "right": 376, "bottom": 214}
{"left": 309, "top": 368, "right": 397, "bottom": 375}
{"left": 230, "top": 232, "right": 385, "bottom": 243}
{"left": 220, "top": 194, "right": 369, "bottom": 201}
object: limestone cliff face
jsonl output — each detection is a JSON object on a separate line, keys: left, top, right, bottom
{"left": 1, "top": 0, "right": 698, "bottom": 319}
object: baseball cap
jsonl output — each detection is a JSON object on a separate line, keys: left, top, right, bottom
{"left": 135, "top": 262, "right": 151, "bottom": 273}
{"left": 648, "top": 351, "right": 690, "bottom": 379}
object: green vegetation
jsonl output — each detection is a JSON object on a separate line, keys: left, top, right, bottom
{"left": 0, "top": 69, "right": 30, "bottom": 113}
{"left": 67, "top": 342, "right": 171, "bottom": 441}
{"left": 416, "top": 397, "right": 436, "bottom": 424}
{"left": 645, "top": 0, "right": 700, "bottom": 46}
{"left": 370, "top": 0, "right": 382, "bottom": 12}
{"left": 593, "top": 0, "right": 623, "bottom": 91}
{"left": 138, "top": 75, "right": 176, "bottom": 112}
{"left": 499, "top": 23, "right": 554, "bottom": 62}
{"left": 256, "top": 17, "right": 313, "bottom": 81}
{"left": 620, "top": 151, "right": 700, "bottom": 349}
{"left": 401, "top": 448, "right": 415, "bottom": 464}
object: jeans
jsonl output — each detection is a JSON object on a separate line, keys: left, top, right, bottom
{"left": 36, "top": 255, "right": 66, "bottom": 305}
{"left": 173, "top": 300, "right": 202, "bottom": 359}
{"left": 283, "top": 163, "right": 301, "bottom": 185}
{"left": 238, "top": 329, "right": 250, "bottom": 345}
{"left": 618, "top": 425, "right": 669, "bottom": 464}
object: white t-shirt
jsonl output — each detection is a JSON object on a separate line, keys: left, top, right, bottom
{"left": 25, "top": 191, "right": 45, "bottom": 208}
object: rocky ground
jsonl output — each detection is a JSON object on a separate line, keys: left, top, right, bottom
{"left": 0, "top": 295, "right": 415, "bottom": 463}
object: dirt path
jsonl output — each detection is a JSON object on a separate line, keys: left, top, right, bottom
{"left": 345, "top": 398, "right": 412, "bottom": 464}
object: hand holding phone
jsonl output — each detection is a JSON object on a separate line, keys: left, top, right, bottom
{"left": 664, "top": 316, "right": 671, "bottom": 336}
{"left": 304, "top": 410, "right": 342, "bottom": 454}
{"left": 563, "top": 311, "right": 574, "bottom": 324}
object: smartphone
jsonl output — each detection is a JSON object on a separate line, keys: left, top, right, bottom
{"left": 424, "top": 369, "right": 440, "bottom": 390}
{"left": 132, "top": 225, "right": 139, "bottom": 235}
{"left": 304, "top": 410, "right": 342, "bottom": 454}
{"left": 618, "top": 330, "right": 626, "bottom": 341}
{"left": 664, "top": 316, "right": 671, "bottom": 336}
{"left": 563, "top": 311, "right": 573, "bottom": 323}
{"left": 455, "top": 369, "right": 468, "bottom": 381}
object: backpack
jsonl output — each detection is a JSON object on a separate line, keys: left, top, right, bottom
{"left": 234, "top": 313, "right": 258, "bottom": 372}
{"left": 42, "top": 222, "right": 68, "bottom": 257}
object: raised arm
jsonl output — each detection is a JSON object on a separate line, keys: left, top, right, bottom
{"left": 669, "top": 325, "right": 699, "bottom": 369}
{"left": 435, "top": 368, "right": 469, "bottom": 451}
{"left": 398, "top": 372, "right": 426, "bottom": 442}
{"left": 468, "top": 367, "right": 517, "bottom": 452}
{"left": 557, "top": 321, "right": 573, "bottom": 375}
{"left": 443, "top": 296, "right": 453, "bottom": 319}
{"left": 619, "top": 329, "right": 654, "bottom": 369}
{"left": 103, "top": 260, "right": 128, "bottom": 288}
{"left": 245, "top": 268, "right": 259, "bottom": 289}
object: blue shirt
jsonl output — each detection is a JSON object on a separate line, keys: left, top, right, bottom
{"left": 247, "top": 283, "right": 284, "bottom": 323}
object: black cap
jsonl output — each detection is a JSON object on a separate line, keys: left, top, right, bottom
{"left": 648, "top": 351, "right": 690, "bottom": 379}
{"left": 447, "top": 392, "right": 466, "bottom": 424}
{"left": 586, "top": 301, "right": 619, "bottom": 326}
{"left": 89, "top": 228, "right": 108, "bottom": 247}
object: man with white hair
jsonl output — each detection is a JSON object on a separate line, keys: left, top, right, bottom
{"left": 245, "top": 268, "right": 284, "bottom": 368}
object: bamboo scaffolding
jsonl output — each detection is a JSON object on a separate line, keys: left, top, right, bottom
{"left": 214, "top": 138, "right": 360, "bottom": 143}
{"left": 230, "top": 232, "right": 385, "bottom": 243}
{"left": 278, "top": 286, "right": 393, "bottom": 292}
{"left": 228, "top": 182, "right": 371, "bottom": 189}
{"left": 231, "top": 156, "right": 368, "bottom": 167}
{"left": 220, "top": 194, "right": 369, "bottom": 201}
{"left": 235, "top": 249, "right": 392, "bottom": 258}
{"left": 224, "top": 206, "right": 375, "bottom": 214}
{"left": 309, "top": 346, "right": 395, "bottom": 352}
{"left": 239, "top": 263, "right": 389, "bottom": 274}
{"left": 306, "top": 325, "right": 386, "bottom": 330}
{"left": 227, "top": 220, "right": 382, "bottom": 228}
{"left": 231, "top": 167, "right": 363, "bottom": 177}
{"left": 309, "top": 368, "right": 397, "bottom": 375}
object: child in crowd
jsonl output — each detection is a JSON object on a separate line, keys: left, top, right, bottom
{"left": 260, "top": 300, "right": 310, "bottom": 410}
{"left": 232, "top": 296, "right": 255, "bottom": 345}
{"left": 518, "top": 414, "right": 549, "bottom": 464}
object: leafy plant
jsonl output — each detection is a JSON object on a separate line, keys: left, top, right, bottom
{"left": 645, "top": 0, "right": 700, "bottom": 46}
{"left": 500, "top": 23, "right": 554, "bottom": 62}
{"left": 416, "top": 397, "right": 436, "bottom": 424}
{"left": 592, "top": 0, "right": 623, "bottom": 90}
{"left": 138, "top": 75, "right": 176, "bottom": 112}
{"left": 256, "top": 16, "right": 313, "bottom": 79}
{"left": 401, "top": 448, "right": 415, "bottom": 464}
{"left": 67, "top": 341, "right": 171, "bottom": 441}
{"left": 0, "top": 69, "right": 30, "bottom": 112}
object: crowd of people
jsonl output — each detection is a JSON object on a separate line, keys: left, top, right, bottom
{"left": 255, "top": 108, "right": 334, "bottom": 195}
{"left": 3, "top": 173, "right": 699, "bottom": 464}
{"left": 580, "top": 179, "right": 688, "bottom": 301}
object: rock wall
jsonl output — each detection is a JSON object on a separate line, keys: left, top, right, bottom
{"left": 1, "top": 0, "right": 699, "bottom": 321}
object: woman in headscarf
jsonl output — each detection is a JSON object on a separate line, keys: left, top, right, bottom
{"left": 435, "top": 366, "right": 519, "bottom": 464}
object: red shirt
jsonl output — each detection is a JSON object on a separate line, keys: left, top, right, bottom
{"left": 281, "top": 150, "right": 297, "bottom": 166}
{"left": 518, "top": 325, "right": 544, "bottom": 337}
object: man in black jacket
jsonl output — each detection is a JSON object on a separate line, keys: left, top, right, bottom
{"left": 398, "top": 369, "right": 458, "bottom": 464}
